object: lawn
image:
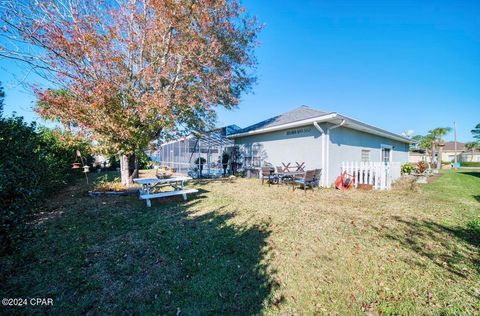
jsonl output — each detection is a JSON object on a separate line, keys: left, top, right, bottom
{"left": 1, "top": 170, "right": 479, "bottom": 315}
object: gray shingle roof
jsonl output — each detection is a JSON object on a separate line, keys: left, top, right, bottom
{"left": 443, "top": 141, "right": 465, "bottom": 151}
{"left": 236, "top": 106, "right": 330, "bottom": 133}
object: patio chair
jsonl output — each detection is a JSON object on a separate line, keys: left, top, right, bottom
{"left": 275, "top": 166, "right": 286, "bottom": 183}
{"left": 313, "top": 168, "right": 322, "bottom": 186}
{"left": 261, "top": 166, "right": 277, "bottom": 186}
{"left": 292, "top": 169, "right": 321, "bottom": 194}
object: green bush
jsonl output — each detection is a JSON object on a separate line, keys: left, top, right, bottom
{"left": 1, "top": 116, "right": 44, "bottom": 252}
{"left": 460, "top": 161, "right": 480, "bottom": 167}
{"left": 137, "top": 150, "right": 152, "bottom": 169}
{"left": 467, "top": 218, "right": 480, "bottom": 240}
{"left": 401, "top": 163, "right": 415, "bottom": 174}
{"left": 0, "top": 104, "right": 91, "bottom": 254}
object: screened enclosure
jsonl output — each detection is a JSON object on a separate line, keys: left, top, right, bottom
{"left": 154, "top": 125, "right": 242, "bottom": 178}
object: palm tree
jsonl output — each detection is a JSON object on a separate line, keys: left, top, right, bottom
{"left": 465, "top": 141, "right": 479, "bottom": 162}
{"left": 428, "top": 127, "right": 452, "bottom": 170}
{"left": 414, "top": 134, "right": 434, "bottom": 163}
{"left": 472, "top": 123, "right": 480, "bottom": 141}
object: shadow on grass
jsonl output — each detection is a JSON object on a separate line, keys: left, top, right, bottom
{"left": 383, "top": 217, "right": 480, "bottom": 279}
{"left": 192, "top": 177, "right": 238, "bottom": 186}
{"left": 460, "top": 171, "right": 480, "bottom": 179}
{"left": 0, "top": 188, "right": 276, "bottom": 315}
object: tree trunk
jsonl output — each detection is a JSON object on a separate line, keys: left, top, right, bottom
{"left": 437, "top": 146, "right": 442, "bottom": 170}
{"left": 120, "top": 153, "right": 140, "bottom": 186}
{"left": 430, "top": 144, "right": 435, "bottom": 168}
{"left": 120, "top": 154, "right": 131, "bottom": 186}
{"left": 129, "top": 154, "right": 139, "bottom": 183}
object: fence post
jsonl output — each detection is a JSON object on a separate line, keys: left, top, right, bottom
{"left": 380, "top": 162, "right": 386, "bottom": 190}
{"left": 386, "top": 162, "right": 392, "bottom": 189}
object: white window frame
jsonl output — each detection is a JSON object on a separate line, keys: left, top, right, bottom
{"left": 380, "top": 144, "right": 393, "bottom": 163}
{"left": 361, "top": 149, "right": 370, "bottom": 162}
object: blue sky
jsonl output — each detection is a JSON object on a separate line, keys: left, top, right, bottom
{"left": 1, "top": 0, "right": 479, "bottom": 141}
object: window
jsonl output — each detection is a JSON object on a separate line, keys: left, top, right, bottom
{"left": 242, "top": 143, "right": 263, "bottom": 168}
{"left": 361, "top": 150, "right": 370, "bottom": 162}
{"left": 252, "top": 143, "right": 262, "bottom": 167}
{"left": 381, "top": 145, "right": 392, "bottom": 163}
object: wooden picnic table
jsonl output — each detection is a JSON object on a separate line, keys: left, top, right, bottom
{"left": 281, "top": 162, "right": 305, "bottom": 172}
{"left": 133, "top": 176, "right": 198, "bottom": 207}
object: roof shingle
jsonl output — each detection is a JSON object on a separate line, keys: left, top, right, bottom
{"left": 237, "top": 106, "right": 330, "bottom": 133}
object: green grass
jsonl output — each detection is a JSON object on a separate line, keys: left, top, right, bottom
{"left": 1, "top": 170, "right": 479, "bottom": 315}
{"left": 460, "top": 161, "right": 480, "bottom": 167}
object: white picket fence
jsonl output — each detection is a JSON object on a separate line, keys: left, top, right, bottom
{"left": 340, "top": 161, "right": 401, "bottom": 190}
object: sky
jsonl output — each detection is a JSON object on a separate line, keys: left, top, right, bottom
{"left": 1, "top": 0, "right": 479, "bottom": 142}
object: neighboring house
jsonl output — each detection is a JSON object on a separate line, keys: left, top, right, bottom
{"left": 408, "top": 151, "right": 430, "bottom": 164}
{"left": 228, "top": 106, "right": 412, "bottom": 186}
{"left": 441, "top": 141, "right": 480, "bottom": 162}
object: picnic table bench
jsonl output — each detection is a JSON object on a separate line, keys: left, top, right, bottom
{"left": 133, "top": 176, "right": 198, "bottom": 207}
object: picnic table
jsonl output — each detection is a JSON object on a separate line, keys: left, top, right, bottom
{"left": 276, "top": 170, "right": 305, "bottom": 184}
{"left": 281, "top": 162, "right": 305, "bottom": 172}
{"left": 133, "top": 176, "right": 198, "bottom": 207}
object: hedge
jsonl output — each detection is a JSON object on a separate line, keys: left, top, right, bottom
{"left": 460, "top": 161, "right": 480, "bottom": 167}
{"left": 0, "top": 108, "right": 91, "bottom": 254}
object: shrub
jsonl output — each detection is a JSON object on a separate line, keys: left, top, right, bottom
{"left": 416, "top": 161, "right": 428, "bottom": 174}
{"left": 401, "top": 163, "right": 415, "bottom": 175}
{"left": 393, "top": 176, "right": 419, "bottom": 192}
{"left": 0, "top": 107, "right": 91, "bottom": 254}
{"left": 1, "top": 116, "right": 44, "bottom": 252}
{"left": 93, "top": 174, "right": 126, "bottom": 192}
{"left": 467, "top": 218, "right": 480, "bottom": 238}
{"left": 107, "top": 155, "right": 120, "bottom": 170}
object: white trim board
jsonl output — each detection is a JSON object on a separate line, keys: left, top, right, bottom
{"left": 229, "top": 113, "right": 414, "bottom": 144}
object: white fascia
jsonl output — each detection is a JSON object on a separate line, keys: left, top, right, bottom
{"left": 324, "top": 119, "right": 346, "bottom": 187}
{"left": 227, "top": 113, "right": 338, "bottom": 139}
{"left": 313, "top": 121, "right": 327, "bottom": 186}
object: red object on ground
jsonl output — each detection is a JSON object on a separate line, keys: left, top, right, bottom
{"left": 335, "top": 171, "right": 356, "bottom": 190}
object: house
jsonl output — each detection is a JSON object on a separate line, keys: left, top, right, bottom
{"left": 228, "top": 106, "right": 412, "bottom": 186}
{"left": 441, "top": 141, "right": 480, "bottom": 162}
{"left": 408, "top": 151, "right": 429, "bottom": 164}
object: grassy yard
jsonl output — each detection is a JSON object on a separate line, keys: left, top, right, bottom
{"left": 1, "top": 170, "right": 479, "bottom": 315}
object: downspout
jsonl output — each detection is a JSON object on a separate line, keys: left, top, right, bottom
{"left": 324, "top": 119, "right": 346, "bottom": 187}
{"left": 313, "top": 122, "right": 326, "bottom": 186}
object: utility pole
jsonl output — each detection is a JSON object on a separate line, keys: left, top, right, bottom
{"left": 454, "top": 121, "right": 458, "bottom": 172}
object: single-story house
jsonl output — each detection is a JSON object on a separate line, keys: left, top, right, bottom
{"left": 228, "top": 106, "right": 413, "bottom": 186}
{"left": 441, "top": 141, "right": 480, "bottom": 162}
{"left": 408, "top": 151, "right": 429, "bottom": 164}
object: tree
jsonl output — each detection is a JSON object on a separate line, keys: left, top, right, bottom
{"left": 428, "top": 127, "right": 451, "bottom": 170}
{"left": 0, "top": 81, "right": 4, "bottom": 115}
{"left": 412, "top": 134, "right": 434, "bottom": 162}
{"left": 472, "top": 123, "right": 480, "bottom": 141}
{"left": 0, "top": 0, "right": 260, "bottom": 185}
{"left": 410, "top": 135, "right": 423, "bottom": 151}
{"left": 465, "top": 141, "right": 479, "bottom": 162}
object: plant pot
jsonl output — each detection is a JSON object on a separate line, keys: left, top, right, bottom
{"left": 358, "top": 184, "right": 373, "bottom": 190}
{"left": 412, "top": 173, "right": 428, "bottom": 184}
